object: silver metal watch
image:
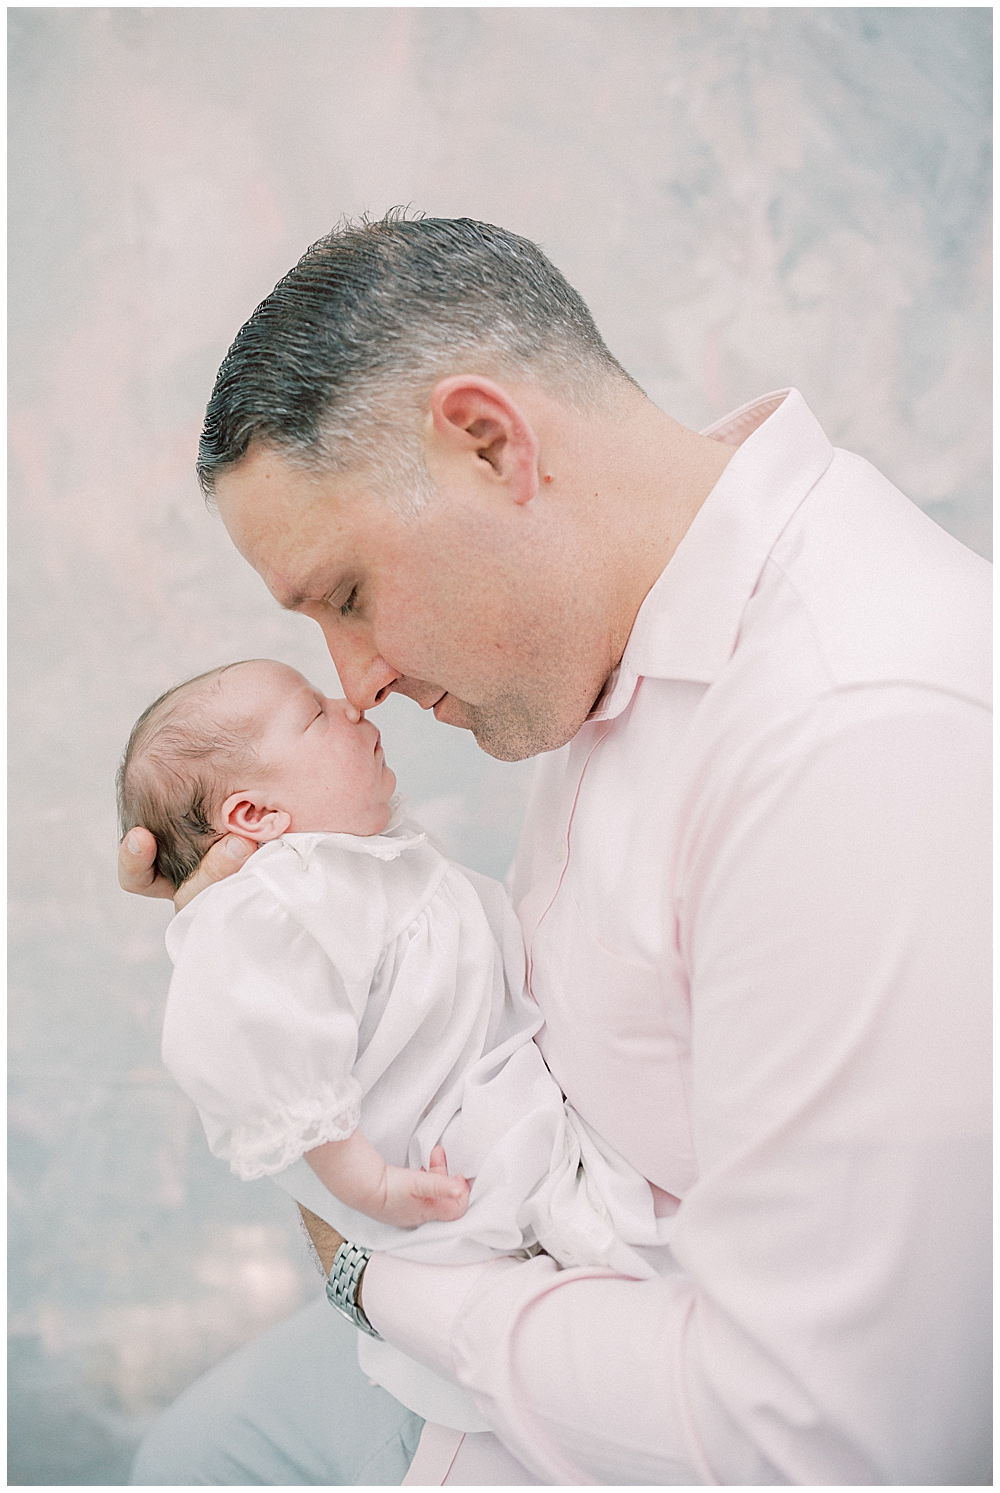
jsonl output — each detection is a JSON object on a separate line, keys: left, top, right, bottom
{"left": 325, "top": 1240, "right": 381, "bottom": 1338}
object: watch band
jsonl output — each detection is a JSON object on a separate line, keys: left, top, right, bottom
{"left": 326, "top": 1240, "right": 381, "bottom": 1338}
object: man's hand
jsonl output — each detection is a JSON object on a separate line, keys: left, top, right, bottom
{"left": 118, "top": 825, "right": 256, "bottom": 910}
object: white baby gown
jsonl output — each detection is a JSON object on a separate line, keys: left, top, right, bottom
{"left": 163, "top": 815, "right": 674, "bottom": 1429}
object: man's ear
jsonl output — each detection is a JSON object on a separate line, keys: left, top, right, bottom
{"left": 426, "top": 376, "right": 539, "bottom": 506}
{"left": 219, "top": 793, "right": 292, "bottom": 842}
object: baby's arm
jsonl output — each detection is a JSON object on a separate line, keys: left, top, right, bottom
{"left": 305, "top": 1130, "right": 470, "bottom": 1228}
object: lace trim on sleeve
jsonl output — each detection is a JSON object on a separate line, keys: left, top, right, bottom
{"left": 224, "top": 1084, "right": 363, "bottom": 1181}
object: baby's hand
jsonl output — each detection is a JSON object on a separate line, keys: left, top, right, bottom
{"left": 305, "top": 1133, "right": 470, "bottom": 1230}
{"left": 378, "top": 1145, "right": 470, "bottom": 1228}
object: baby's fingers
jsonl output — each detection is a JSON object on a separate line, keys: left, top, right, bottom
{"left": 413, "top": 1168, "right": 470, "bottom": 1221}
{"left": 382, "top": 1165, "right": 470, "bottom": 1226}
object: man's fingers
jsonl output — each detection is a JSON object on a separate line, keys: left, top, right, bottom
{"left": 173, "top": 835, "right": 257, "bottom": 910}
{"left": 428, "top": 1144, "right": 449, "bottom": 1174}
{"left": 119, "top": 827, "right": 256, "bottom": 909}
{"left": 118, "top": 826, "right": 174, "bottom": 899}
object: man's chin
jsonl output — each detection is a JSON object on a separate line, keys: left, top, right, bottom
{"left": 456, "top": 695, "right": 584, "bottom": 764}
{"left": 431, "top": 693, "right": 519, "bottom": 755}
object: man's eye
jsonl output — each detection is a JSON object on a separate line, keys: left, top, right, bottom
{"left": 339, "top": 587, "right": 359, "bottom": 619}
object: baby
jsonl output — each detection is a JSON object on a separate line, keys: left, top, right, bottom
{"left": 119, "top": 659, "right": 672, "bottom": 1423}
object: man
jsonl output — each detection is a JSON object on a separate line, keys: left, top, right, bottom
{"left": 122, "top": 215, "right": 990, "bottom": 1485}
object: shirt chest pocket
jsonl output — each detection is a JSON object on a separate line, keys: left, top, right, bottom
{"left": 529, "top": 892, "right": 698, "bottom": 1199}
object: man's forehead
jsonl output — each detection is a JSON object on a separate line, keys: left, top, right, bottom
{"left": 214, "top": 457, "right": 353, "bottom": 607}
{"left": 215, "top": 454, "right": 319, "bottom": 536}
{"left": 222, "top": 523, "right": 335, "bottom": 611}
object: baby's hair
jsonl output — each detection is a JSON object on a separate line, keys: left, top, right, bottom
{"left": 117, "top": 661, "right": 265, "bottom": 890}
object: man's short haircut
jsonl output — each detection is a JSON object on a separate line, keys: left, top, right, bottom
{"left": 197, "top": 211, "right": 638, "bottom": 511}
{"left": 117, "top": 663, "right": 261, "bottom": 890}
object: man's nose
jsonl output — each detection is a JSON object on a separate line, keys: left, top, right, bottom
{"left": 318, "top": 619, "right": 399, "bottom": 711}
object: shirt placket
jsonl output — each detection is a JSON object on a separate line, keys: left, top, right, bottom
{"left": 524, "top": 716, "right": 616, "bottom": 1000}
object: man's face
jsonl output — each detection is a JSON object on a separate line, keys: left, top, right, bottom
{"left": 213, "top": 444, "right": 613, "bottom": 761}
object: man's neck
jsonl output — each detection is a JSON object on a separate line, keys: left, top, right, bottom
{"left": 573, "top": 390, "right": 736, "bottom": 676}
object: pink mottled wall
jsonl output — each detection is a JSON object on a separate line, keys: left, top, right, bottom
{"left": 8, "top": 8, "right": 991, "bottom": 1483}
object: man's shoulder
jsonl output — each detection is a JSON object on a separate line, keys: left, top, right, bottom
{"left": 759, "top": 447, "right": 991, "bottom": 709}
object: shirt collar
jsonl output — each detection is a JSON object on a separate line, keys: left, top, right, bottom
{"left": 588, "top": 388, "right": 834, "bottom": 720}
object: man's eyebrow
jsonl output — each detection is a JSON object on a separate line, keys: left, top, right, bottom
{"left": 273, "top": 571, "right": 346, "bottom": 613}
{"left": 273, "top": 578, "right": 327, "bottom": 612}
{"left": 277, "top": 591, "right": 308, "bottom": 613}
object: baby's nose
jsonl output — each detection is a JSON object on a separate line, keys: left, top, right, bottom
{"left": 340, "top": 700, "right": 364, "bottom": 724}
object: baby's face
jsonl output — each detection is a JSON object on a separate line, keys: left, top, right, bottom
{"left": 219, "top": 661, "right": 397, "bottom": 837}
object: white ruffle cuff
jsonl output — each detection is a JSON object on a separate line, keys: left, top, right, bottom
{"left": 222, "top": 1081, "right": 363, "bottom": 1181}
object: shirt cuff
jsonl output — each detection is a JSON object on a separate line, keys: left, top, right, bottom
{"left": 362, "top": 1252, "right": 524, "bottom": 1380}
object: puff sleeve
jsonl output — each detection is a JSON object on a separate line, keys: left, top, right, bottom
{"left": 162, "top": 873, "right": 364, "bottom": 1180}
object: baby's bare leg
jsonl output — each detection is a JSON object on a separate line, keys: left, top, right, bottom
{"left": 305, "top": 1130, "right": 470, "bottom": 1228}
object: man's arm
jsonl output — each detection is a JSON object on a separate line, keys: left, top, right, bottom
{"left": 298, "top": 1204, "right": 345, "bottom": 1276}
{"left": 356, "top": 697, "right": 992, "bottom": 1484}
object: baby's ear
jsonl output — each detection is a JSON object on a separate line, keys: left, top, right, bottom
{"left": 219, "top": 793, "right": 291, "bottom": 843}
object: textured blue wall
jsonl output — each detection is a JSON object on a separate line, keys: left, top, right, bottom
{"left": 8, "top": 8, "right": 991, "bottom": 1483}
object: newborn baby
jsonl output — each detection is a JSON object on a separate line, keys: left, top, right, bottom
{"left": 118, "top": 659, "right": 673, "bottom": 1425}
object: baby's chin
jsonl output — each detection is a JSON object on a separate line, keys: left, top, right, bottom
{"left": 352, "top": 794, "right": 403, "bottom": 837}
{"left": 288, "top": 794, "right": 402, "bottom": 838}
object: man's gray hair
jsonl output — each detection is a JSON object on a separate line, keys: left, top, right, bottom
{"left": 197, "top": 211, "right": 637, "bottom": 512}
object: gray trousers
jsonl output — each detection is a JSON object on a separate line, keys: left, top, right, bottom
{"left": 130, "top": 1296, "right": 423, "bottom": 1485}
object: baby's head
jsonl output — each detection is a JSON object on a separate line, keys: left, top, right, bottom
{"left": 117, "top": 660, "right": 397, "bottom": 888}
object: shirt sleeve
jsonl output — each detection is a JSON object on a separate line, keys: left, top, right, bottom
{"left": 362, "top": 691, "right": 991, "bottom": 1485}
{"left": 162, "top": 876, "right": 363, "bottom": 1180}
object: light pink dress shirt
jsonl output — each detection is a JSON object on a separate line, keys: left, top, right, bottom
{"left": 365, "top": 389, "right": 992, "bottom": 1485}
